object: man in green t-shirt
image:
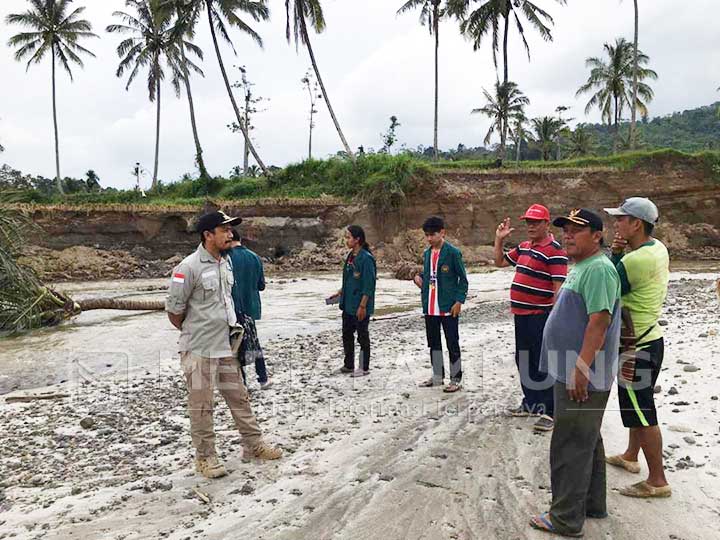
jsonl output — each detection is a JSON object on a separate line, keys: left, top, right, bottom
{"left": 530, "top": 209, "right": 622, "bottom": 537}
{"left": 604, "top": 197, "right": 671, "bottom": 499}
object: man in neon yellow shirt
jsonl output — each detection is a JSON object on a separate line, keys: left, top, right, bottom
{"left": 604, "top": 197, "right": 671, "bottom": 498}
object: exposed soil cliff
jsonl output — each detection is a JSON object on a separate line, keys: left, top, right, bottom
{"left": 11, "top": 155, "right": 720, "bottom": 280}
{"left": 359, "top": 154, "right": 720, "bottom": 263}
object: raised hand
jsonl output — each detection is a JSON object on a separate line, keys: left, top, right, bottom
{"left": 495, "top": 217, "right": 515, "bottom": 241}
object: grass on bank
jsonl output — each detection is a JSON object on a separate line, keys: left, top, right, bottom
{"left": 432, "top": 148, "right": 720, "bottom": 174}
{"left": 3, "top": 149, "right": 718, "bottom": 210}
{"left": 7, "top": 154, "right": 435, "bottom": 211}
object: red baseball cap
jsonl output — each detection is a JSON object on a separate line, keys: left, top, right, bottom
{"left": 520, "top": 204, "right": 550, "bottom": 221}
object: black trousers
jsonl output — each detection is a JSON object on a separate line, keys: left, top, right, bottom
{"left": 514, "top": 313, "right": 554, "bottom": 417}
{"left": 425, "top": 315, "right": 462, "bottom": 382}
{"left": 618, "top": 337, "right": 664, "bottom": 428}
{"left": 342, "top": 312, "right": 370, "bottom": 371}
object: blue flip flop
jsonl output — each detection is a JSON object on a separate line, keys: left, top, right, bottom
{"left": 529, "top": 512, "right": 584, "bottom": 538}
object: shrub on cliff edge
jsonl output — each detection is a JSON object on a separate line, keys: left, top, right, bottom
{"left": 267, "top": 153, "right": 433, "bottom": 204}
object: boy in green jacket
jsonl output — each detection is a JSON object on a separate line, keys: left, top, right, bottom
{"left": 413, "top": 217, "right": 469, "bottom": 392}
{"left": 329, "top": 225, "right": 377, "bottom": 377}
{"left": 228, "top": 229, "right": 271, "bottom": 389}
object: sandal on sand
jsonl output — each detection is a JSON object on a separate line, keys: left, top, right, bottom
{"left": 419, "top": 379, "right": 441, "bottom": 388}
{"left": 529, "top": 513, "right": 583, "bottom": 537}
{"left": 507, "top": 405, "right": 531, "bottom": 417}
{"left": 443, "top": 382, "right": 462, "bottom": 393}
{"left": 619, "top": 481, "right": 672, "bottom": 498}
{"left": 533, "top": 415, "right": 554, "bottom": 432}
{"left": 606, "top": 455, "right": 641, "bottom": 474}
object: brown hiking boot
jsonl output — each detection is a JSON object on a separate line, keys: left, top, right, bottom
{"left": 245, "top": 442, "right": 283, "bottom": 461}
{"left": 195, "top": 455, "right": 227, "bottom": 479}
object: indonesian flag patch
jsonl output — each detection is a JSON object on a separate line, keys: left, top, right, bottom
{"left": 172, "top": 272, "right": 185, "bottom": 284}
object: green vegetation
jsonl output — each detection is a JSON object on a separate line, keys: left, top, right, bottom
{"left": 107, "top": 0, "right": 204, "bottom": 190}
{"left": 3, "top": 150, "right": 718, "bottom": 211}
{"left": 529, "top": 116, "right": 566, "bottom": 161}
{"left": 0, "top": 153, "right": 435, "bottom": 207}
{"left": 431, "top": 148, "right": 720, "bottom": 174}
{"left": 472, "top": 81, "right": 529, "bottom": 161}
{"left": 0, "top": 192, "right": 77, "bottom": 333}
{"left": 268, "top": 154, "right": 433, "bottom": 208}
{"left": 580, "top": 103, "right": 720, "bottom": 155}
{"left": 447, "top": 0, "right": 566, "bottom": 85}
{"left": 576, "top": 37, "right": 657, "bottom": 153}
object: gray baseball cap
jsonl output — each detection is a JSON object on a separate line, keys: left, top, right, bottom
{"left": 604, "top": 197, "right": 659, "bottom": 224}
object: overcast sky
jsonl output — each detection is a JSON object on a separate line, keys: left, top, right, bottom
{"left": 1, "top": 0, "right": 719, "bottom": 189}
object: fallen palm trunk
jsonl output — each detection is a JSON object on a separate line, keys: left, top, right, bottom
{"left": 78, "top": 298, "right": 164, "bottom": 311}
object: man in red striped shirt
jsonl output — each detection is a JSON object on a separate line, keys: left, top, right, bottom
{"left": 494, "top": 204, "right": 568, "bottom": 432}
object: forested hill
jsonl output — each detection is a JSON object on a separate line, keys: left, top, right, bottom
{"left": 581, "top": 102, "right": 720, "bottom": 154}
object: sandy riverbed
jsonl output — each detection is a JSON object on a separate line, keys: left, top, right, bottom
{"left": 0, "top": 273, "right": 718, "bottom": 539}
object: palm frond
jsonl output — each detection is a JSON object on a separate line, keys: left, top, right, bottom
{"left": 0, "top": 205, "right": 77, "bottom": 333}
{"left": 6, "top": 0, "right": 96, "bottom": 77}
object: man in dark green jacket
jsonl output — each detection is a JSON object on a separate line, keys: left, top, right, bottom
{"left": 329, "top": 225, "right": 377, "bottom": 377}
{"left": 413, "top": 216, "right": 469, "bottom": 392}
{"left": 228, "top": 229, "right": 271, "bottom": 389}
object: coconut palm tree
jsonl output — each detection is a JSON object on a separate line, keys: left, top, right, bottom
{"left": 509, "top": 112, "right": 528, "bottom": 163}
{"left": 576, "top": 37, "right": 657, "bottom": 154}
{"left": 286, "top": 0, "right": 354, "bottom": 160}
{"left": 471, "top": 81, "right": 529, "bottom": 161}
{"left": 166, "top": 0, "right": 210, "bottom": 181}
{"left": 398, "top": 0, "right": 445, "bottom": 161}
{"left": 447, "top": 0, "right": 566, "bottom": 85}
{"left": 566, "top": 125, "right": 595, "bottom": 157}
{"left": 107, "top": 0, "right": 204, "bottom": 190}
{"left": 170, "top": 0, "right": 269, "bottom": 175}
{"left": 530, "top": 116, "right": 564, "bottom": 161}
{"left": 5, "top": 0, "right": 98, "bottom": 195}
{"left": 203, "top": 0, "right": 270, "bottom": 175}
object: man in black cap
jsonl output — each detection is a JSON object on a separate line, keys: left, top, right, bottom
{"left": 165, "top": 211, "right": 282, "bottom": 479}
{"left": 530, "top": 209, "right": 622, "bottom": 537}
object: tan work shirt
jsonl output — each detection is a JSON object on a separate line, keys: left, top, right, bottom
{"left": 165, "top": 243, "right": 238, "bottom": 358}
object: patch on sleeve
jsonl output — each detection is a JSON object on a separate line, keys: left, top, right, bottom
{"left": 172, "top": 272, "right": 186, "bottom": 284}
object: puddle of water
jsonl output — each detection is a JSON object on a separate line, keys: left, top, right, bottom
{"left": 11, "top": 264, "right": 713, "bottom": 394}
{"left": 0, "top": 271, "right": 512, "bottom": 394}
